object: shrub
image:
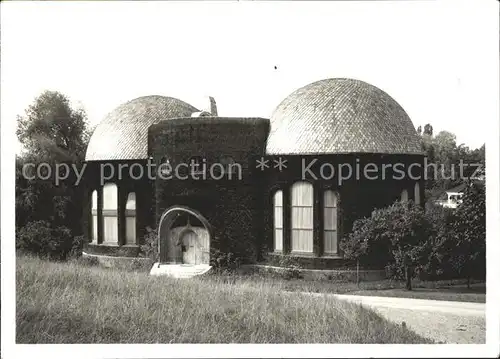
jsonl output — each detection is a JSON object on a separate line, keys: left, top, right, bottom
{"left": 68, "top": 235, "right": 85, "bottom": 259}
{"left": 417, "top": 204, "right": 457, "bottom": 280}
{"left": 418, "top": 183, "right": 485, "bottom": 284}
{"left": 16, "top": 220, "right": 76, "bottom": 260}
{"left": 341, "top": 182, "right": 486, "bottom": 286}
{"left": 209, "top": 248, "right": 242, "bottom": 274}
{"left": 139, "top": 227, "right": 158, "bottom": 261}
{"left": 276, "top": 255, "right": 303, "bottom": 280}
{"left": 449, "top": 183, "right": 486, "bottom": 284}
{"left": 340, "top": 201, "right": 431, "bottom": 286}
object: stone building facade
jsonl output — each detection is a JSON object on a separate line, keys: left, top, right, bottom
{"left": 82, "top": 78, "right": 424, "bottom": 275}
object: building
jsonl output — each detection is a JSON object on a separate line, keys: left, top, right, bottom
{"left": 434, "top": 183, "right": 467, "bottom": 209}
{"left": 82, "top": 78, "right": 425, "bottom": 277}
{"left": 434, "top": 177, "right": 485, "bottom": 209}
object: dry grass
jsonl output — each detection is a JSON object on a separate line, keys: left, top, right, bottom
{"left": 203, "top": 273, "right": 486, "bottom": 303}
{"left": 16, "top": 255, "right": 431, "bottom": 344}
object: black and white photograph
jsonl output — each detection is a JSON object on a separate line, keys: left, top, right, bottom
{"left": 1, "top": 0, "right": 499, "bottom": 358}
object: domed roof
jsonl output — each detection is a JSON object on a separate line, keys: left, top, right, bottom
{"left": 266, "top": 78, "right": 423, "bottom": 155}
{"left": 85, "top": 96, "right": 198, "bottom": 161}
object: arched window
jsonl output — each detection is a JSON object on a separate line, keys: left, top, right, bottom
{"left": 91, "top": 190, "right": 98, "bottom": 243}
{"left": 414, "top": 182, "right": 421, "bottom": 205}
{"left": 291, "top": 182, "right": 313, "bottom": 253}
{"left": 125, "top": 192, "right": 136, "bottom": 245}
{"left": 401, "top": 189, "right": 409, "bottom": 202}
{"left": 102, "top": 183, "right": 118, "bottom": 244}
{"left": 323, "top": 190, "right": 338, "bottom": 255}
{"left": 273, "top": 190, "right": 283, "bottom": 251}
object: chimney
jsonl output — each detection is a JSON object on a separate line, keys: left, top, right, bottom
{"left": 207, "top": 96, "right": 218, "bottom": 116}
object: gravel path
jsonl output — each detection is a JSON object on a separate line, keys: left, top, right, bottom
{"left": 365, "top": 305, "right": 485, "bottom": 343}
{"left": 330, "top": 294, "right": 486, "bottom": 343}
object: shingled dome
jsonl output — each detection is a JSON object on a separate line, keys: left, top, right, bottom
{"left": 85, "top": 96, "right": 199, "bottom": 161}
{"left": 266, "top": 78, "right": 423, "bottom": 155}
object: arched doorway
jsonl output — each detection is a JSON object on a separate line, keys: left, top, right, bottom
{"left": 180, "top": 229, "right": 202, "bottom": 264}
{"left": 157, "top": 206, "right": 212, "bottom": 265}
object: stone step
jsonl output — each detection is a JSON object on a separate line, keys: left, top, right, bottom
{"left": 149, "top": 263, "right": 212, "bottom": 278}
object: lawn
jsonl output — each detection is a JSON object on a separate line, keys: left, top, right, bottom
{"left": 201, "top": 271, "right": 486, "bottom": 303}
{"left": 16, "top": 255, "right": 432, "bottom": 344}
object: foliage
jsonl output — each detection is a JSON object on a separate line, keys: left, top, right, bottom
{"left": 16, "top": 90, "right": 91, "bottom": 161}
{"left": 341, "top": 181, "right": 486, "bottom": 286}
{"left": 415, "top": 123, "right": 486, "bottom": 284}
{"left": 16, "top": 220, "right": 76, "bottom": 260}
{"left": 418, "top": 123, "right": 485, "bottom": 200}
{"left": 139, "top": 227, "right": 159, "bottom": 261}
{"left": 209, "top": 249, "right": 242, "bottom": 274}
{"left": 275, "top": 255, "right": 303, "bottom": 280}
{"left": 417, "top": 204, "right": 457, "bottom": 280}
{"left": 16, "top": 91, "right": 91, "bottom": 259}
{"left": 449, "top": 183, "right": 486, "bottom": 282}
{"left": 341, "top": 201, "right": 430, "bottom": 282}
{"left": 417, "top": 183, "right": 485, "bottom": 284}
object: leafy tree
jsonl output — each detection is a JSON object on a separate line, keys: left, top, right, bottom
{"left": 418, "top": 124, "right": 485, "bottom": 201}
{"left": 449, "top": 182, "right": 486, "bottom": 287}
{"left": 16, "top": 91, "right": 91, "bottom": 259}
{"left": 341, "top": 192, "right": 486, "bottom": 287}
{"left": 17, "top": 91, "right": 90, "bottom": 162}
{"left": 340, "top": 201, "right": 431, "bottom": 290}
{"left": 420, "top": 203, "right": 458, "bottom": 280}
{"left": 421, "top": 182, "right": 485, "bottom": 285}
{"left": 423, "top": 123, "right": 433, "bottom": 136}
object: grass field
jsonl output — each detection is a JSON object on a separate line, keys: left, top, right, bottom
{"left": 203, "top": 273, "right": 486, "bottom": 303}
{"left": 16, "top": 255, "right": 432, "bottom": 344}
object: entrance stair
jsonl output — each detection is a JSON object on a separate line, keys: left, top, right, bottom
{"left": 150, "top": 263, "right": 212, "bottom": 278}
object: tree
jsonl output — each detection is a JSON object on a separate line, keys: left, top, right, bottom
{"left": 449, "top": 182, "right": 486, "bottom": 287}
{"left": 340, "top": 201, "right": 431, "bottom": 290}
{"left": 17, "top": 91, "right": 90, "bottom": 162}
{"left": 423, "top": 123, "right": 433, "bottom": 136}
{"left": 419, "top": 124, "right": 485, "bottom": 203}
{"left": 16, "top": 91, "right": 91, "bottom": 259}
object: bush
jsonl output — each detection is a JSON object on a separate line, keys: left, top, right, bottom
{"left": 139, "top": 227, "right": 158, "bottom": 261}
{"left": 16, "top": 220, "right": 76, "bottom": 260}
{"left": 341, "top": 182, "right": 486, "bottom": 286}
{"left": 275, "top": 255, "right": 303, "bottom": 280}
{"left": 340, "top": 201, "right": 431, "bottom": 284}
{"left": 209, "top": 249, "right": 242, "bottom": 274}
{"left": 418, "top": 183, "right": 485, "bottom": 283}
{"left": 68, "top": 235, "right": 85, "bottom": 259}
{"left": 449, "top": 183, "right": 486, "bottom": 282}
{"left": 416, "top": 204, "right": 457, "bottom": 280}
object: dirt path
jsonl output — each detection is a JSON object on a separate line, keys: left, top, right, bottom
{"left": 330, "top": 294, "right": 486, "bottom": 343}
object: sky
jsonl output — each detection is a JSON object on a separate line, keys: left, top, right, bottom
{"left": 1, "top": 1, "right": 498, "bottom": 153}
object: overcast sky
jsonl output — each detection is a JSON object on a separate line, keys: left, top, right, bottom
{"left": 2, "top": 1, "right": 498, "bottom": 153}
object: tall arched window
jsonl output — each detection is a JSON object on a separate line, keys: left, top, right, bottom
{"left": 125, "top": 192, "right": 136, "bottom": 245}
{"left": 91, "top": 190, "right": 98, "bottom": 243}
{"left": 102, "top": 183, "right": 118, "bottom": 244}
{"left": 291, "top": 182, "right": 313, "bottom": 253}
{"left": 414, "top": 182, "right": 421, "bottom": 205}
{"left": 323, "top": 190, "right": 338, "bottom": 255}
{"left": 401, "top": 189, "right": 409, "bottom": 202}
{"left": 273, "top": 190, "right": 283, "bottom": 252}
